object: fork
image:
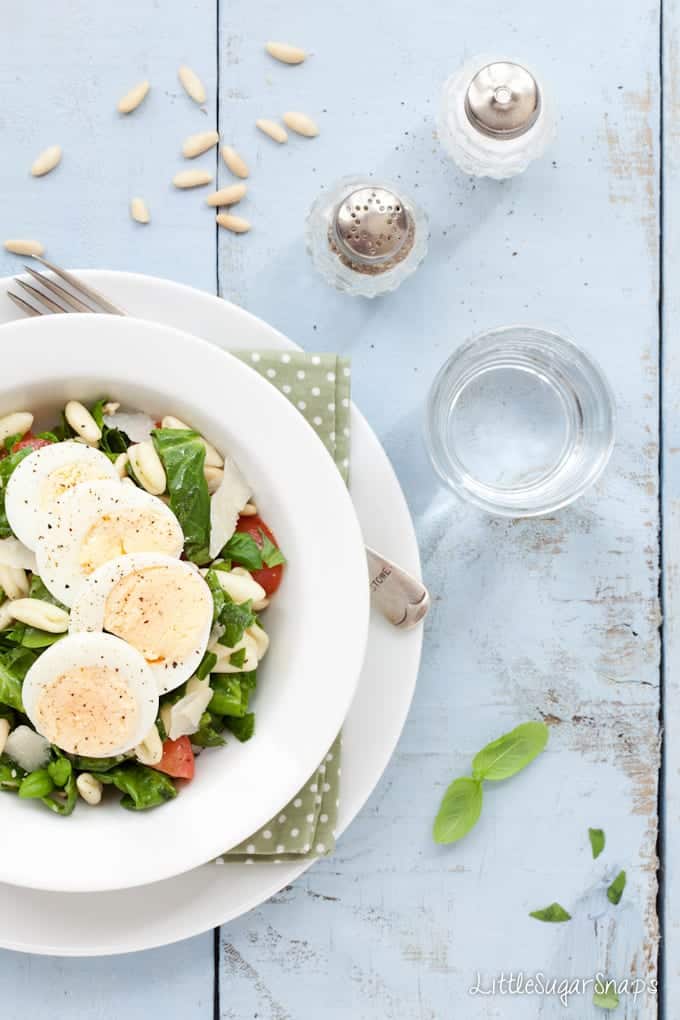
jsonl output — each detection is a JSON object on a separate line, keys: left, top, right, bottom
{"left": 7, "top": 256, "right": 430, "bottom": 630}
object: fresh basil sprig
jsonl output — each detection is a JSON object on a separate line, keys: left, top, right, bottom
{"left": 529, "top": 902, "right": 572, "bottom": 923}
{"left": 607, "top": 870, "right": 626, "bottom": 905}
{"left": 433, "top": 721, "right": 549, "bottom": 846}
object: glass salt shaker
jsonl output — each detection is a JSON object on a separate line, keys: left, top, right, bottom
{"left": 437, "top": 57, "right": 556, "bottom": 179}
{"left": 305, "top": 176, "right": 428, "bottom": 298}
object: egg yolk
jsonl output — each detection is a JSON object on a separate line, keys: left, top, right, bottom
{"left": 40, "top": 462, "right": 112, "bottom": 509}
{"left": 79, "top": 508, "right": 180, "bottom": 575}
{"left": 34, "top": 666, "right": 138, "bottom": 756}
{"left": 103, "top": 565, "right": 209, "bottom": 665}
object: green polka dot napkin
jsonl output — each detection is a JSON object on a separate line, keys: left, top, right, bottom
{"left": 217, "top": 352, "right": 351, "bottom": 864}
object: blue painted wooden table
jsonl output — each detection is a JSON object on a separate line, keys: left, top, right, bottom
{"left": 0, "top": 0, "right": 671, "bottom": 1016}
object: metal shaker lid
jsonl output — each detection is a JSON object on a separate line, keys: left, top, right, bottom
{"left": 332, "top": 187, "right": 412, "bottom": 266}
{"left": 464, "top": 61, "right": 541, "bottom": 139}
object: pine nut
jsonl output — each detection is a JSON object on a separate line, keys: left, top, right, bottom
{"left": 128, "top": 441, "right": 166, "bottom": 495}
{"left": 221, "top": 146, "right": 249, "bottom": 179}
{"left": 131, "top": 197, "right": 150, "bottom": 224}
{"left": 0, "top": 411, "right": 33, "bottom": 444}
{"left": 216, "top": 213, "right": 251, "bottom": 234}
{"left": 0, "top": 718, "right": 10, "bottom": 756}
{"left": 205, "top": 465, "right": 224, "bottom": 494}
{"left": 135, "top": 724, "right": 163, "bottom": 766}
{"left": 118, "top": 80, "right": 150, "bottom": 114}
{"left": 183, "top": 130, "right": 219, "bottom": 158}
{"left": 173, "top": 169, "right": 213, "bottom": 189}
{"left": 265, "top": 41, "right": 306, "bottom": 65}
{"left": 206, "top": 183, "right": 247, "bottom": 207}
{"left": 161, "top": 416, "right": 223, "bottom": 467}
{"left": 103, "top": 401, "right": 120, "bottom": 416}
{"left": 0, "top": 566, "right": 29, "bottom": 600}
{"left": 65, "top": 400, "right": 102, "bottom": 445}
{"left": 240, "top": 502, "right": 258, "bottom": 516}
{"left": 8, "top": 598, "right": 70, "bottom": 633}
{"left": 4, "top": 239, "right": 44, "bottom": 256}
{"left": 256, "top": 119, "right": 288, "bottom": 144}
{"left": 31, "top": 145, "right": 62, "bottom": 177}
{"left": 283, "top": 111, "right": 319, "bottom": 138}
{"left": 76, "top": 773, "right": 103, "bottom": 806}
{"left": 178, "top": 65, "right": 207, "bottom": 104}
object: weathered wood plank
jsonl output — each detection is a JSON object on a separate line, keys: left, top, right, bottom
{"left": 218, "top": 0, "right": 661, "bottom": 1017}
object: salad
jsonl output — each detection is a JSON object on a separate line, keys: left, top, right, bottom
{"left": 0, "top": 399, "right": 285, "bottom": 814}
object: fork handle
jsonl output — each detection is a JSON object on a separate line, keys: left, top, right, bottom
{"left": 366, "top": 547, "right": 430, "bottom": 629}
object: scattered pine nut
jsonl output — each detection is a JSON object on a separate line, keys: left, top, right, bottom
{"left": 117, "top": 81, "right": 150, "bottom": 114}
{"left": 173, "top": 168, "right": 213, "bottom": 189}
{"left": 130, "top": 197, "right": 150, "bottom": 224}
{"left": 31, "top": 145, "right": 62, "bottom": 177}
{"left": 221, "top": 146, "right": 249, "bottom": 179}
{"left": 178, "top": 65, "right": 207, "bottom": 104}
{"left": 256, "top": 119, "right": 288, "bottom": 144}
{"left": 183, "top": 130, "right": 219, "bottom": 158}
{"left": 240, "top": 502, "right": 258, "bottom": 516}
{"left": 4, "top": 239, "right": 44, "bottom": 256}
{"left": 265, "top": 41, "right": 306, "bottom": 65}
{"left": 216, "top": 213, "right": 251, "bottom": 234}
{"left": 206, "top": 183, "right": 247, "bottom": 207}
{"left": 282, "top": 111, "right": 319, "bottom": 137}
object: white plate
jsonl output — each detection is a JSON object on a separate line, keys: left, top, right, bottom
{"left": 0, "top": 314, "right": 369, "bottom": 893}
{"left": 0, "top": 272, "right": 422, "bottom": 952}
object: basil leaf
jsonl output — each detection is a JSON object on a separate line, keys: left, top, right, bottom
{"left": 0, "top": 754, "right": 24, "bottom": 790}
{"left": 4, "top": 433, "right": 23, "bottom": 453}
{"left": 19, "top": 769, "right": 54, "bottom": 799}
{"left": 0, "top": 446, "right": 36, "bottom": 538}
{"left": 0, "top": 645, "right": 37, "bottom": 711}
{"left": 472, "top": 721, "right": 549, "bottom": 782}
{"left": 37, "top": 431, "right": 59, "bottom": 443}
{"left": 90, "top": 399, "right": 131, "bottom": 455}
{"left": 529, "top": 902, "right": 571, "bottom": 923}
{"left": 229, "top": 647, "right": 247, "bottom": 668}
{"left": 259, "top": 528, "right": 286, "bottom": 568}
{"left": 93, "top": 764, "right": 177, "bottom": 811}
{"left": 69, "top": 754, "right": 126, "bottom": 773}
{"left": 152, "top": 428, "right": 211, "bottom": 563}
{"left": 205, "top": 569, "right": 227, "bottom": 622}
{"left": 29, "top": 574, "right": 66, "bottom": 609}
{"left": 48, "top": 755, "right": 72, "bottom": 788}
{"left": 196, "top": 651, "right": 217, "bottom": 682}
{"left": 191, "top": 711, "right": 226, "bottom": 748}
{"left": 227, "top": 712, "right": 255, "bottom": 742}
{"left": 221, "top": 532, "right": 263, "bottom": 570}
{"left": 589, "top": 828, "right": 606, "bottom": 860}
{"left": 218, "top": 596, "right": 255, "bottom": 648}
{"left": 593, "top": 986, "right": 619, "bottom": 1010}
{"left": 607, "top": 870, "right": 626, "bottom": 905}
{"left": 209, "top": 675, "right": 248, "bottom": 717}
{"left": 41, "top": 771, "right": 78, "bottom": 816}
{"left": 210, "top": 559, "right": 233, "bottom": 572}
{"left": 433, "top": 776, "right": 483, "bottom": 845}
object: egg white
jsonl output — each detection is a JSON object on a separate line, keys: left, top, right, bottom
{"left": 5, "top": 441, "right": 119, "bottom": 550}
{"left": 35, "top": 479, "right": 185, "bottom": 607}
{"left": 70, "top": 553, "right": 214, "bottom": 694}
{"left": 22, "top": 632, "right": 159, "bottom": 758}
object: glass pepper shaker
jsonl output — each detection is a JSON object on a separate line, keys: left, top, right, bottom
{"left": 437, "top": 56, "right": 555, "bottom": 179}
{"left": 305, "top": 176, "right": 428, "bottom": 298}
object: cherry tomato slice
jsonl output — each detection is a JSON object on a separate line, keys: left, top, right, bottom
{"left": 152, "top": 736, "right": 195, "bottom": 780}
{"left": 234, "top": 514, "right": 284, "bottom": 596}
{"left": 11, "top": 433, "right": 52, "bottom": 454}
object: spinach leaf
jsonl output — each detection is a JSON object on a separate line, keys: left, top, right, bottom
{"left": 90, "top": 399, "right": 131, "bottom": 455}
{"left": 218, "top": 596, "right": 255, "bottom": 648}
{"left": 29, "top": 574, "right": 66, "bottom": 608}
{"left": 93, "top": 764, "right": 177, "bottom": 810}
{"left": 433, "top": 777, "right": 483, "bottom": 845}
{"left": 227, "top": 712, "right": 255, "bottom": 742}
{"left": 589, "top": 828, "right": 606, "bottom": 859}
{"left": 607, "top": 870, "right": 626, "bottom": 905}
{"left": 221, "top": 532, "right": 263, "bottom": 571}
{"left": 4, "top": 433, "right": 23, "bottom": 452}
{"left": 210, "top": 675, "right": 248, "bottom": 717}
{"left": 69, "top": 753, "right": 126, "bottom": 773}
{"left": 0, "top": 446, "right": 36, "bottom": 538}
{"left": 41, "top": 771, "right": 78, "bottom": 816}
{"left": 195, "top": 651, "right": 217, "bottom": 682}
{"left": 258, "top": 529, "right": 286, "bottom": 568}
{"left": 472, "top": 722, "right": 549, "bottom": 782}
{"left": 0, "top": 645, "right": 37, "bottom": 711}
{"left": 205, "top": 569, "right": 227, "bottom": 622}
{"left": 191, "top": 711, "right": 226, "bottom": 748}
{"left": 152, "top": 428, "right": 211, "bottom": 563}
{"left": 529, "top": 902, "right": 572, "bottom": 923}
{"left": 229, "top": 647, "right": 247, "bottom": 668}
{"left": 0, "top": 754, "right": 24, "bottom": 790}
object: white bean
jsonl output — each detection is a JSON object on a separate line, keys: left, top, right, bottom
{"left": 248, "top": 622, "right": 270, "bottom": 660}
{"left": 114, "top": 452, "right": 129, "bottom": 478}
{"left": 134, "top": 724, "right": 163, "bottom": 766}
{"left": 215, "top": 567, "right": 266, "bottom": 605}
{"left": 103, "top": 401, "right": 120, "bottom": 416}
{"left": 76, "top": 773, "right": 103, "bottom": 806}
{"left": 64, "top": 400, "right": 101, "bottom": 445}
{"left": 0, "top": 718, "right": 10, "bottom": 756}
{"left": 0, "top": 601, "right": 15, "bottom": 630}
{"left": 0, "top": 565, "right": 29, "bottom": 600}
{"left": 204, "top": 465, "right": 224, "bottom": 494}
{"left": 0, "top": 412, "right": 33, "bottom": 444}
{"left": 8, "top": 598, "right": 70, "bottom": 633}
{"left": 128, "top": 441, "right": 166, "bottom": 495}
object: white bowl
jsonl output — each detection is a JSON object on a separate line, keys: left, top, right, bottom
{"left": 0, "top": 315, "right": 369, "bottom": 893}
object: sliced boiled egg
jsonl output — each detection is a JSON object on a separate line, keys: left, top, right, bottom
{"left": 70, "top": 553, "right": 213, "bottom": 694}
{"left": 5, "top": 441, "right": 119, "bottom": 550}
{"left": 35, "top": 479, "right": 184, "bottom": 607}
{"left": 22, "top": 632, "right": 159, "bottom": 758}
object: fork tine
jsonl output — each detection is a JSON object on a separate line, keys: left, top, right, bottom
{"left": 7, "top": 291, "right": 43, "bottom": 317}
{"left": 31, "top": 256, "right": 125, "bottom": 315}
{"left": 23, "top": 265, "right": 96, "bottom": 313}
{"left": 15, "top": 279, "right": 67, "bottom": 314}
